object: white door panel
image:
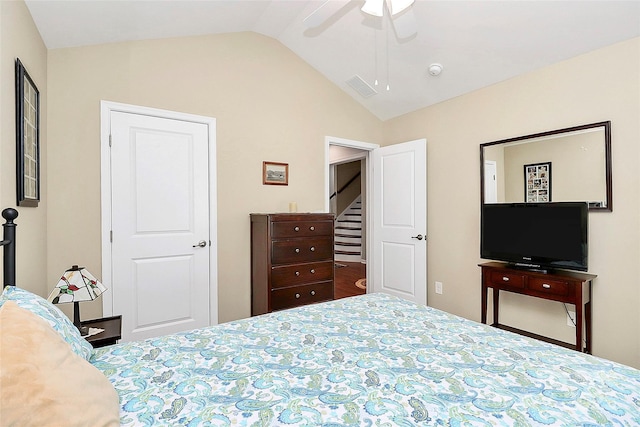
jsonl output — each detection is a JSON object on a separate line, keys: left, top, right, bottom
{"left": 110, "top": 110, "right": 211, "bottom": 341}
{"left": 134, "top": 131, "right": 193, "bottom": 232}
{"left": 372, "top": 139, "right": 427, "bottom": 305}
{"left": 381, "top": 242, "right": 416, "bottom": 296}
{"left": 133, "top": 256, "right": 197, "bottom": 329}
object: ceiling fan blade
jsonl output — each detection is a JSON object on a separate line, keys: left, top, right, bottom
{"left": 391, "top": 7, "right": 417, "bottom": 39}
{"left": 303, "top": 0, "right": 352, "bottom": 29}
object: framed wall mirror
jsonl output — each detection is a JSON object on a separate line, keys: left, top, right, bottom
{"left": 480, "top": 121, "right": 612, "bottom": 211}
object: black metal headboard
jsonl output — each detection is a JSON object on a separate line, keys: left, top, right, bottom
{"left": 1, "top": 208, "right": 18, "bottom": 287}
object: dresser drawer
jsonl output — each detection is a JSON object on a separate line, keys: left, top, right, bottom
{"left": 272, "top": 220, "right": 333, "bottom": 238}
{"left": 488, "top": 270, "right": 525, "bottom": 289}
{"left": 272, "top": 237, "right": 333, "bottom": 264}
{"left": 271, "top": 281, "right": 333, "bottom": 311}
{"left": 528, "top": 277, "right": 569, "bottom": 297}
{"left": 271, "top": 261, "right": 334, "bottom": 289}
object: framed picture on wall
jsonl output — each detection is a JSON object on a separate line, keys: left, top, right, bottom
{"left": 15, "top": 58, "right": 40, "bottom": 207}
{"left": 524, "top": 161, "right": 551, "bottom": 203}
{"left": 263, "top": 161, "right": 289, "bottom": 185}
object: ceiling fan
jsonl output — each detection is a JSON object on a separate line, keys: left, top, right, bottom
{"left": 303, "top": 0, "right": 418, "bottom": 39}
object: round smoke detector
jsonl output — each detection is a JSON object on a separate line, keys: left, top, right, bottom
{"left": 428, "top": 63, "right": 443, "bottom": 76}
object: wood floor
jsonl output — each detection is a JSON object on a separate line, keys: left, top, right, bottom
{"left": 334, "top": 261, "right": 366, "bottom": 299}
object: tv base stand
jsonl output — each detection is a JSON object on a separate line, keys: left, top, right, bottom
{"left": 480, "top": 262, "right": 596, "bottom": 353}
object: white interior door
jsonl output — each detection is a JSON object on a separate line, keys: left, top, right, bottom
{"left": 372, "top": 139, "right": 427, "bottom": 305}
{"left": 105, "top": 106, "right": 215, "bottom": 342}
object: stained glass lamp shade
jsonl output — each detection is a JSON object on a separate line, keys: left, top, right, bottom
{"left": 47, "top": 265, "right": 107, "bottom": 336}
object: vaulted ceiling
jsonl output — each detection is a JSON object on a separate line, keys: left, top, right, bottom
{"left": 25, "top": 0, "right": 640, "bottom": 120}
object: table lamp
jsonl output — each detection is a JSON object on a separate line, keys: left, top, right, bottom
{"left": 47, "top": 265, "right": 107, "bottom": 336}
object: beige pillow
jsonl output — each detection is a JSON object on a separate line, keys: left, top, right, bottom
{"left": 0, "top": 300, "right": 120, "bottom": 426}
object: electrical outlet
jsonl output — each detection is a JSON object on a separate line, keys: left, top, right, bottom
{"left": 435, "top": 281, "right": 443, "bottom": 295}
{"left": 567, "top": 311, "right": 576, "bottom": 327}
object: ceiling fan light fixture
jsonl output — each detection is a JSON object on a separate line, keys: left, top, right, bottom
{"left": 362, "top": 0, "right": 414, "bottom": 17}
{"left": 361, "top": 0, "right": 384, "bottom": 17}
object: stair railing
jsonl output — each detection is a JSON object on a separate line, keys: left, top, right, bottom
{"left": 329, "top": 172, "right": 361, "bottom": 199}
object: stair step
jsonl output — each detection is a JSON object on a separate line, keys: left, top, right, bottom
{"left": 335, "top": 233, "right": 361, "bottom": 238}
{"left": 335, "top": 196, "right": 362, "bottom": 262}
{"left": 335, "top": 249, "right": 361, "bottom": 255}
{"left": 335, "top": 242, "right": 361, "bottom": 247}
{"left": 336, "top": 226, "right": 361, "bottom": 231}
{"left": 335, "top": 253, "right": 362, "bottom": 262}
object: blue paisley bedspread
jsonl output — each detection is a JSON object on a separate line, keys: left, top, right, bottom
{"left": 91, "top": 293, "right": 640, "bottom": 426}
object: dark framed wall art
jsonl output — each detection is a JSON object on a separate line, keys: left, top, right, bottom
{"left": 15, "top": 58, "right": 40, "bottom": 207}
{"left": 524, "top": 161, "right": 551, "bottom": 203}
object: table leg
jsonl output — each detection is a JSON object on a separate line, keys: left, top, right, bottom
{"left": 481, "top": 284, "right": 488, "bottom": 324}
{"left": 575, "top": 285, "right": 583, "bottom": 352}
{"left": 493, "top": 288, "right": 499, "bottom": 326}
{"left": 585, "top": 281, "right": 592, "bottom": 354}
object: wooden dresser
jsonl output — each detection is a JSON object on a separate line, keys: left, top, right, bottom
{"left": 250, "top": 213, "right": 335, "bottom": 316}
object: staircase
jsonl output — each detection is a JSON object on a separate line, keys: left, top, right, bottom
{"left": 334, "top": 196, "right": 362, "bottom": 263}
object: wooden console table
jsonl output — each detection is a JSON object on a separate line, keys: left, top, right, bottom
{"left": 480, "top": 262, "right": 596, "bottom": 353}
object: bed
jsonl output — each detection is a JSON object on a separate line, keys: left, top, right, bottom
{"left": 1, "top": 208, "right": 639, "bottom": 426}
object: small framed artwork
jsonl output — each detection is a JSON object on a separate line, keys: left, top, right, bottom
{"left": 15, "top": 58, "right": 40, "bottom": 207}
{"left": 524, "top": 161, "right": 551, "bottom": 203}
{"left": 263, "top": 161, "right": 289, "bottom": 185}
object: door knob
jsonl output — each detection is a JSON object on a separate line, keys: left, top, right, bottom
{"left": 411, "top": 234, "right": 424, "bottom": 241}
{"left": 193, "top": 240, "right": 207, "bottom": 248}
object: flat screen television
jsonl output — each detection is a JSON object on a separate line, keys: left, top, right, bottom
{"left": 481, "top": 202, "right": 588, "bottom": 272}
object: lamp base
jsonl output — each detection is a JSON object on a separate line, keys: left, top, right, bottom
{"left": 73, "top": 301, "right": 89, "bottom": 336}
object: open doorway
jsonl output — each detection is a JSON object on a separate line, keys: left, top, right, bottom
{"left": 333, "top": 159, "right": 365, "bottom": 298}
{"left": 325, "top": 137, "right": 378, "bottom": 299}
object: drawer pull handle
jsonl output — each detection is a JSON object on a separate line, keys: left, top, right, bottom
{"left": 294, "top": 226, "right": 300, "bottom": 232}
{"left": 310, "top": 226, "right": 315, "bottom": 231}
{"left": 310, "top": 269, "right": 315, "bottom": 274}
{"left": 542, "top": 284, "right": 551, "bottom": 289}
{"left": 295, "top": 271, "right": 300, "bottom": 276}
{"left": 295, "top": 293, "right": 301, "bottom": 299}
{"left": 295, "top": 248, "right": 300, "bottom": 253}
{"left": 310, "top": 290, "right": 316, "bottom": 296}
{"left": 502, "top": 277, "right": 509, "bottom": 281}
{"left": 310, "top": 246, "right": 315, "bottom": 252}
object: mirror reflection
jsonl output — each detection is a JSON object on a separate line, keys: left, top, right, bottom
{"left": 480, "top": 121, "right": 612, "bottom": 211}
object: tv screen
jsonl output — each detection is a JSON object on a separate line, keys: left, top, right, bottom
{"left": 481, "top": 202, "right": 588, "bottom": 272}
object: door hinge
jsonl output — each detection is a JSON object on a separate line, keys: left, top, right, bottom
{"left": 109, "top": 134, "right": 112, "bottom": 147}
{"left": 110, "top": 230, "right": 113, "bottom": 242}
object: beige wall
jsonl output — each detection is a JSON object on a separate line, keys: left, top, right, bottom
{"left": 385, "top": 38, "right": 640, "bottom": 368}
{"left": 46, "top": 32, "right": 383, "bottom": 323}
{"left": 0, "top": 1, "right": 48, "bottom": 296}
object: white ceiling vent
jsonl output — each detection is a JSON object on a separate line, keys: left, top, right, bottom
{"left": 346, "top": 75, "right": 377, "bottom": 98}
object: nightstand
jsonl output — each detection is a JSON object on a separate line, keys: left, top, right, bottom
{"left": 81, "top": 315, "right": 122, "bottom": 348}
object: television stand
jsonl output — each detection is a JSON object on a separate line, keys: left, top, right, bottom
{"left": 479, "top": 262, "right": 597, "bottom": 353}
